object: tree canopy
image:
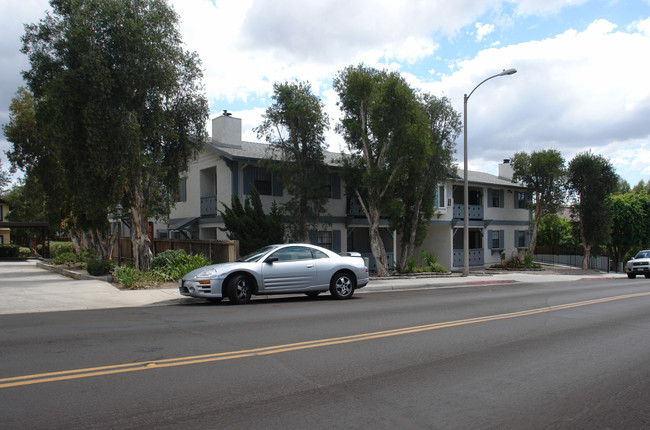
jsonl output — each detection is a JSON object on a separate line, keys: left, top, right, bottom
{"left": 9, "top": 0, "right": 209, "bottom": 268}
{"left": 567, "top": 151, "right": 618, "bottom": 268}
{"left": 334, "top": 65, "right": 427, "bottom": 276}
{"left": 391, "top": 94, "right": 459, "bottom": 270}
{"left": 511, "top": 149, "right": 566, "bottom": 253}
{"left": 254, "top": 81, "right": 330, "bottom": 242}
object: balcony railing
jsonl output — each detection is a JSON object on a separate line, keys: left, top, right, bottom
{"left": 453, "top": 204, "right": 483, "bottom": 220}
{"left": 453, "top": 248, "right": 484, "bottom": 267}
{"left": 201, "top": 195, "right": 218, "bottom": 216}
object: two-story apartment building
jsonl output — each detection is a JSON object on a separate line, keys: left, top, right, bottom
{"left": 158, "top": 113, "right": 530, "bottom": 272}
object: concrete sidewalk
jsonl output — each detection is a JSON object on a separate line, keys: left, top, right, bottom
{"left": 0, "top": 259, "right": 628, "bottom": 315}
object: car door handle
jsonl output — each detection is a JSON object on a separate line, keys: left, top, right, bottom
{"left": 306, "top": 264, "right": 314, "bottom": 268}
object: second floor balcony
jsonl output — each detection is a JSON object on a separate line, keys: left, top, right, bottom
{"left": 201, "top": 195, "right": 218, "bottom": 217}
{"left": 453, "top": 204, "right": 484, "bottom": 220}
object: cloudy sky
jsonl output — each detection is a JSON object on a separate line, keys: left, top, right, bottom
{"left": 2, "top": 0, "right": 650, "bottom": 186}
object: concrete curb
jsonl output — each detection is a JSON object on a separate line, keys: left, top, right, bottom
{"left": 36, "top": 261, "right": 114, "bottom": 283}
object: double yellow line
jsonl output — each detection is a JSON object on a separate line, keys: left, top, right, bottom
{"left": 3, "top": 291, "right": 649, "bottom": 389}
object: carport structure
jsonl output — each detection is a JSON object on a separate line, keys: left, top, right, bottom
{"left": 0, "top": 222, "right": 50, "bottom": 256}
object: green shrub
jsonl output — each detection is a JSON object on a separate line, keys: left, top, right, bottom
{"left": 50, "top": 241, "right": 75, "bottom": 258}
{"left": 399, "top": 251, "right": 447, "bottom": 274}
{"left": 19, "top": 247, "right": 31, "bottom": 258}
{"left": 51, "top": 252, "right": 79, "bottom": 265}
{"left": 112, "top": 265, "right": 161, "bottom": 289}
{"left": 150, "top": 249, "right": 211, "bottom": 281}
{"left": 86, "top": 259, "right": 115, "bottom": 276}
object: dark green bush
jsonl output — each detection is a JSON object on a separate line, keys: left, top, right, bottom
{"left": 86, "top": 259, "right": 115, "bottom": 276}
{"left": 0, "top": 245, "right": 20, "bottom": 258}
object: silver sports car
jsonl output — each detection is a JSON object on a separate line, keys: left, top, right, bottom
{"left": 179, "top": 243, "right": 370, "bottom": 304}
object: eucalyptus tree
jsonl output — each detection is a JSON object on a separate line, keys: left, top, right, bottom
{"left": 255, "top": 81, "right": 330, "bottom": 242}
{"left": 334, "top": 65, "right": 426, "bottom": 276}
{"left": 14, "top": 0, "right": 209, "bottom": 269}
{"left": 567, "top": 151, "right": 618, "bottom": 269}
{"left": 392, "top": 94, "right": 459, "bottom": 270}
{"left": 511, "top": 149, "right": 566, "bottom": 253}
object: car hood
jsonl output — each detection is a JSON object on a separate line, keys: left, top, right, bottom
{"left": 183, "top": 261, "right": 254, "bottom": 280}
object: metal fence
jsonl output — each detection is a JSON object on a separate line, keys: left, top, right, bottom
{"left": 534, "top": 253, "right": 610, "bottom": 272}
{"left": 116, "top": 238, "right": 238, "bottom": 265}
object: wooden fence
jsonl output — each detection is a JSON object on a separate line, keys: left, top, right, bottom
{"left": 116, "top": 238, "right": 239, "bottom": 266}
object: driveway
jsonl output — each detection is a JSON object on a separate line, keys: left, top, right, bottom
{"left": 0, "top": 260, "right": 181, "bottom": 314}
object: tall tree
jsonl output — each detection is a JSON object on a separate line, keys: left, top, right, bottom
{"left": 14, "top": 0, "right": 209, "bottom": 269}
{"left": 607, "top": 192, "right": 650, "bottom": 267}
{"left": 391, "top": 94, "right": 459, "bottom": 270}
{"left": 567, "top": 151, "right": 618, "bottom": 269}
{"left": 254, "top": 81, "right": 330, "bottom": 242}
{"left": 4, "top": 87, "right": 72, "bottom": 233}
{"left": 334, "top": 64, "right": 425, "bottom": 276}
{"left": 511, "top": 149, "right": 566, "bottom": 253}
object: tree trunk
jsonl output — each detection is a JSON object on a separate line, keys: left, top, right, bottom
{"left": 129, "top": 183, "right": 153, "bottom": 271}
{"left": 528, "top": 205, "right": 542, "bottom": 254}
{"left": 398, "top": 203, "right": 421, "bottom": 271}
{"left": 581, "top": 223, "right": 590, "bottom": 270}
{"left": 368, "top": 206, "right": 389, "bottom": 277}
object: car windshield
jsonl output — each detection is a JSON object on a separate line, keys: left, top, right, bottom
{"left": 634, "top": 251, "right": 650, "bottom": 259}
{"left": 238, "top": 245, "right": 278, "bottom": 262}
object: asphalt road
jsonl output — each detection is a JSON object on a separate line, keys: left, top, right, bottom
{"left": 2, "top": 279, "right": 649, "bottom": 429}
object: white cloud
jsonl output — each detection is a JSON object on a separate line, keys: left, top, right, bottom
{"left": 475, "top": 22, "right": 496, "bottom": 41}
{"left": 418, "top": 18, "right": 650, "bottom": 182}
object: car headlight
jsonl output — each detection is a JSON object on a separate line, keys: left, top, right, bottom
{"left": 194, "top": 268, "right": 219, "bottom": 279}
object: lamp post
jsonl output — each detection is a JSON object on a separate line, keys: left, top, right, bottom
{"left": 463, "top": 68, "right": 517, "bottom": 276}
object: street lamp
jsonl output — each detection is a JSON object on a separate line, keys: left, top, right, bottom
{"left": 463, "top": 68, "right": 517, "bottom": 276}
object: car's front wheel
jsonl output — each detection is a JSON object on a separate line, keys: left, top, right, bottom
{"left": 226, "top": 274, "right": 252, "bottom": 304}
{"left": 645, "top": 273, "right": 650, "bottom": 279}
{"left": 330, "top": 271, "right": 355, "bottom": 300}
{"left": 627, "top": 273, "right": 636, "bottom": 279}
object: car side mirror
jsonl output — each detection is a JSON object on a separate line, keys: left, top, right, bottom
{"left": 265, "top": 256, "right": 279, "bottom": 264}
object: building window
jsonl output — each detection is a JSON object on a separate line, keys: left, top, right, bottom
{"left": 488, "top": 189, "right": 504, "bottom": 208}
{"left": 515, "top": 191, "right": 528, "bottom": 209}
{"left": 254, "top": 168, "right": 273, "bottom": 195}
{"left": 515, "top": 230, "right": 529, "bottom": 248}
{"left": 437, "top": 185, "right": 445, "bottom": 208}
{"left": 176, "top": 178, "right": 187, "bottom": 202}
{"left": 317, "top": 231, "right": 333, "bottom": 250}
{"left": 489, "top": 230, "right": 504, "bottom": 250}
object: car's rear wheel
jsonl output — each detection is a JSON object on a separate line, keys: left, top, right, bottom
{"left": 645, "top": 274, "right": 650, "bottom": 279}
{"left": 330, "top": 271, "right": 355, "bottom": 300}
{"left": 227, "top": 274, "right": 252, "bottom": 304}
{"left": 627, "top": 273, "right": 636, "bottom": 279}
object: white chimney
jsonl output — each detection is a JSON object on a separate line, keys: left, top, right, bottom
{"left": 212, "top": 111, "right": 242, "bottom": 146}
{"left": 498, "top": 159, "right": 514, "bottom": 181}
